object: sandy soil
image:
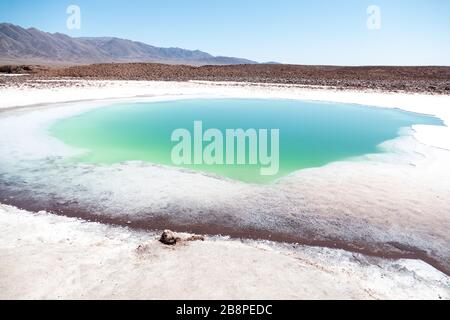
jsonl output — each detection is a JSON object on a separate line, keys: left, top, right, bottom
{"left": 0, "top": 79, "right": 449, "bottom": 299}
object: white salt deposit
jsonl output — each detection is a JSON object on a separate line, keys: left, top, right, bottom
{"left": 0, "top": 204, "right": 448, "bottom": 300}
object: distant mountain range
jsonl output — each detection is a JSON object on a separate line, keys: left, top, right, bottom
{"left": 0, "top": 23, "right": 258, "bottom": 66}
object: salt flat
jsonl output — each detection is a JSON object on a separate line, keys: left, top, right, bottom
{"left": 0, "top": 80, "right": 449, "bottom": 299}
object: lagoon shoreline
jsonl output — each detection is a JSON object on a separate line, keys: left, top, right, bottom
{"left": 1, "top": 183, "right": 449, "bottom": 278}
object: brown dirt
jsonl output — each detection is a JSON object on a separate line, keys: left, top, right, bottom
{"left": 2, "top": 63, "right": 450, "bottom": 94}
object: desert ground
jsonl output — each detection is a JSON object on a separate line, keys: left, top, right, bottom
{"left": 1, "top": 63, "right": 450, "bottom": 94}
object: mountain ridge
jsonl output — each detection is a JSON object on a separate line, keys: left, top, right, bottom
{"left": 0, "top": 23, "right": 258, "bottom": 66}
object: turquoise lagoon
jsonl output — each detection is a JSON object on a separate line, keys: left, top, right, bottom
{"left": 50, "top": 99, "right": 443, "bottom": 183}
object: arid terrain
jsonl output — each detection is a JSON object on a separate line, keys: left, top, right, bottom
{"left": 1, "top": 63, "right": 449, "bottom": 94}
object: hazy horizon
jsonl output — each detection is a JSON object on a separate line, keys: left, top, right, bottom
{"left": 1, "top": 0, "right": 450, "bottom": 66}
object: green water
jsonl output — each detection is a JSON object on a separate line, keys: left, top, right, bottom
{"left": 50, "top": 99, "right": 443, "bottom": 183}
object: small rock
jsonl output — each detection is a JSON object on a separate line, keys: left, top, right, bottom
{"left": 160, "top": 230, "right": 181, "bottom": 246}
{"left": 159, "top": 230, "right": 205, "bottom": 245}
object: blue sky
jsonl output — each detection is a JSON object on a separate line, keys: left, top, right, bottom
{"left": 1, "top": 0, "right": 449, "bottom": 65}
